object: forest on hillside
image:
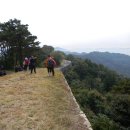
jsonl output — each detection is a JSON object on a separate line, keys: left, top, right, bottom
{"left": 0, "top": 19, "right": 65, "bottom": 71}
{"left": 63, "top": 55, "right": 130, "bottom": 130}
{"left": 74, "top": 51, "right": 130, "bottom": 77}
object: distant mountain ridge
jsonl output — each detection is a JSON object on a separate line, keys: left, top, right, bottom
{"left": 55, "top": 47, "right": 130, "bottom": 77}
{"left": 55, "top": 47, "right": 130, "bottom": 56}
{"left": 55, "top": 47, "right": 82, "bottom": 55}
{"left": 76, "top": 52, "right": 130, "bottom": 77}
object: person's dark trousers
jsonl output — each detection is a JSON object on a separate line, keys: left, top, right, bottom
{"left": 24, "top": 65, "right": 28, "bottom": 71}
{"left": 51, "top": 67, "right": 54, "bottom": 76}
{"left": 47, "top": 67, "right": 54, "bottom": 76}
{"left": 31, "top": 65, "right": 36, "bottom": 73}
{"left": 47, "top": 67, "right": 51, "bottom": 73}
{"left": 47, "top": 67, "right": 51, "bottom": 76}
{"left": 47, "top": 67, "right": 55, "bottom": 76}
{"left": 29, "top": 64, "right": 31, "bottom": 70}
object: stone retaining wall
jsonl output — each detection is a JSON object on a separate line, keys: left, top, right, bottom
{"left": 60, "top": 60, "right": 93, "bottom": 130}
{"left": 63, "top": 77, "right": 93, "bottom": 130}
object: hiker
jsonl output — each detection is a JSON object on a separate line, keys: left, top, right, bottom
{"left": 28, "top": 56, "right": 32, "bottom": 70}
{"left": 23, "top": 57, "right": 29, "bottom": 71}
{"left": 30, "top": 56, "right": 37, "bottom": 74}
{"left": 15, "top": 64, "right": 23, "bottom": 72}
{"left": 0, "top": 65, "right": 6, "bottom": 76}
{"left": 44, "top": 55, "right": 56, "bottom": 76}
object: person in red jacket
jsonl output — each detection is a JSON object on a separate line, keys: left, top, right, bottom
{"left": 23, "top": 57, "right": 29, "bottom": 71}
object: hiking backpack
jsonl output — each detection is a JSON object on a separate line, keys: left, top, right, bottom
{"left": 48, "top": 59, "right": 54, "bottom": 67}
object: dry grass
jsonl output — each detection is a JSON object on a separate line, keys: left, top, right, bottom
{"left": 0, "top": 68, "right": 88, "bottom": 130}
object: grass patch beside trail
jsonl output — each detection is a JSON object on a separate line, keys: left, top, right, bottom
{"left": 0, "top": 68, "right": 87, "bottom": 130}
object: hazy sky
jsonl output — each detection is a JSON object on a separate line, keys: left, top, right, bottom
{"left": 0, "top": 0, "right": 130, "bottom": 53}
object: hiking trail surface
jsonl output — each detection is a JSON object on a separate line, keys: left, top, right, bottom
{"left": 0, "top": 68, "right": 92, "bottom": 130}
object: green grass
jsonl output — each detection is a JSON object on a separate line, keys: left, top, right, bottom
{"left": 0, "top": 68, "right": 89, "bottom": 130}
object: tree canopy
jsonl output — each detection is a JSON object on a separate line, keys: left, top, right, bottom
{"left": 0, "top": 19, "right": 40, "bottom": 69}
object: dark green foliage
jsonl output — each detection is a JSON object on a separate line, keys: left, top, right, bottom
{"left": 63, "top": 56, "right": 130, "bottom": 130}
{"left": 65, "top": 57, "right": 119, "bottom": 92}
{"left": 0, "top": 19, "right": 40, "bottom": 69}
{"left": 64, "top": 70, "right": 79, "bottom": 85}
{"left": 51, "top": 51, "right": 65, "bottom": 66}
{"left": 74, "top": 89, "right": 105, "bottom": 114}
{"left": 112, "top": 79, "right": 130, "bottom": 94}
{"left": 87, "top": 90, "right": 105, "bottom": 114}
{"left": 110, "top": 95, "right": 130, "bottom": 127}
{"left": 92, "top": 114, "right": 120, "bottom": 130}
{"left": 41, "top": 45, "right": 54, "bottom": 60}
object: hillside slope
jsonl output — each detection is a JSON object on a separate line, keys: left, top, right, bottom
{"left": 75, "top": 52, "right": 130, "bottom": 77}
{"left": 0, "top": 68, "right": 91, "bottom": 130}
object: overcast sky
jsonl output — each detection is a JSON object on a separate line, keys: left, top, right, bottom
{"left": 0, "top": 0, "right": 130, "bottom": 54}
